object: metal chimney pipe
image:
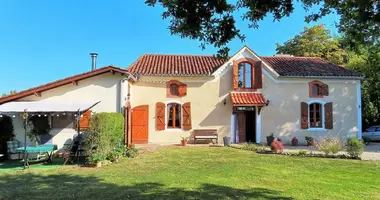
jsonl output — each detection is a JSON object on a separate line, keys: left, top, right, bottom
{"left": 90, "top": 53, "right": 98, "bottom": 71}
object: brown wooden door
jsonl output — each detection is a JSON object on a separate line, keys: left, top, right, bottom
{"left": 237, "top": 113, "right": 246, "bottom": 143}
{"left": 131, "top": 105, "right": 149, "bottom": 144}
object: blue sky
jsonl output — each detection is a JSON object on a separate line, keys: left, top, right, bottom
{"left": 0, "top": 0, "right": 339, "bottom": 94}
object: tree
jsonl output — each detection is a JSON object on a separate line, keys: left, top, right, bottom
{"left": 345, "top": 44, "right": 380, "bottom": 130}
{"left": 276, "top": 25, "right": 346, "bottom": 65}
{"left": 1, "top": 90, "right": 16, "bottom": 97}
{"left": 145, "top": 0, "right": 380, "bottom": 58}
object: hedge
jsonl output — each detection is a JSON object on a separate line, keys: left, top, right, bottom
{"left": 84, "top": 112, "right": 124, "bottom": 162}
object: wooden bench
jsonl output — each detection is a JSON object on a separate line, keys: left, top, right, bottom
{"left": 193, "top": 129, "right": 218, "bottom": 144}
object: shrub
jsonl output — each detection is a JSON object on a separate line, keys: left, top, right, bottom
{"left": 346, "top": 138, "right": 364, "bottom": 158}
{"left": 270, "top": 140, "right": 284, "bottom": 153}
{"left": 85, "top": 112, "right": 124, "bottom": 161}
{"left": 305, "top": 136, "right": 314, "bottom": 146}
{"left": 316, "top": 137, "right": 342, "bottom": 155}
{"left": 125, "top": 146, "right": 139, "bottom": 158}
{"left": 297, "top": 149, "right": 308, "bottom": 156}
{"left": 241, "top": 143, "right": 259, "bottom": 151}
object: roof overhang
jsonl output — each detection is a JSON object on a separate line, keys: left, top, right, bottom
{"left": 230, "top": 92, "right": 268, "bottom": 107}
{"left": 0, "top": 100, "right": 100, "bottom": 114}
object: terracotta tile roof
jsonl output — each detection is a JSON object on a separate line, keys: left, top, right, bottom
{"left": 0, "top": 66, "right": 129, "bottom": 104}
{"left": 260, "top": 56, "right": 362, "bottom": 78}
{"left": 230, "top": 92, "right": 267, "bottom": 105}
{"left": 128, "top": 54, "right": 226, "bottom": 76}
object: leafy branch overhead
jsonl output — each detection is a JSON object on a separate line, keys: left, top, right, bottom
{"left": 145, "top": 0, "right": 380, "bottom": 58}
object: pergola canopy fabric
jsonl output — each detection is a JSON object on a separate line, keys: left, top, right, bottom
{"left": 0, "top": 100, "right": 100, "bottom": 114}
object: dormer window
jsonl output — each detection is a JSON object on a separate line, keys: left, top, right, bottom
{"left": 238, "top": 63, "right": 252, "bottom": 88}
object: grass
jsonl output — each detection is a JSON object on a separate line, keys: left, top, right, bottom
{"left": 1, "top": 147, "right": 380, "bottom": 200}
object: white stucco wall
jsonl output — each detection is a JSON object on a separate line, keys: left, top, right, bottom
{"left": 11, "top": 72, "right": 125, "bottom": 149}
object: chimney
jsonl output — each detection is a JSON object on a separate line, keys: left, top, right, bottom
{"left": 90, "top": 52, "right": 98, "bottom": 71}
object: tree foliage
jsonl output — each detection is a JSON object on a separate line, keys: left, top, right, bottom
{"left": 146, "top": 0, "right": 380, "bottom": 58}
{"left": 276, "top": 25, "right": 346, "bottom": 65}
{"left": 1, "top": 90, "right": 17, "bottom": 97}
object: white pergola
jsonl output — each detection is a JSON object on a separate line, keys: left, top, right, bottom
{"left": 0, "top": 100, "right": 100, "bottom": 169}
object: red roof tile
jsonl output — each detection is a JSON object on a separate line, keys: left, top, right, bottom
{"left": 0, "top": 66, "right": 129, "bottom": 104}
{"left": 260, "top": 56, "right": 362, "bottom": 78}
{"left": 128, "top": 54, "right": 225, "bottom": 76}
{"left": 230, "top": 92, "right": 267, "bottom": 105}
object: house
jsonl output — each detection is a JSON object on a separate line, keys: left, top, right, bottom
{"left": 0, "top": 46, "right": 363, "bottom": 148}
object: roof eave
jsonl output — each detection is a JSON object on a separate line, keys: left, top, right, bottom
{"left": 278, "top": 75, "right": 365, "bottom": 80}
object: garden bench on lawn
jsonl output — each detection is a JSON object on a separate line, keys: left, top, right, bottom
{"left": 193, "top": 129, "right": 218, "bottom": 144}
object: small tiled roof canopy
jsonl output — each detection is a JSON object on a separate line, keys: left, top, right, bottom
{"left": 128, "top": 54, "right": 226, "bottom": 76}
{"left": 128, "top": 54, "right": 362, "bottom": 78}
{"left": 260, "top": 56, "right": 362, "bottom": 78}
{"left": 230, "top": 92, "right": 267, "bottom": 105}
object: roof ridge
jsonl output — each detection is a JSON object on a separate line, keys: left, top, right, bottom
{"left": 141, "top": 53, "right": 217, "bottom": 57}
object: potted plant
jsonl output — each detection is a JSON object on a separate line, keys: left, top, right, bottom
{"left": 180, "top": 136, "right": 188, "bottom": 146}
{"left": 305, "top": 136, "right": 314, "bottom": 146}
{"left": 291, "top": 137, "right": 299, "bottom": 146}
{"left": 266, "top": 133, "right": 275, "bottom": 146}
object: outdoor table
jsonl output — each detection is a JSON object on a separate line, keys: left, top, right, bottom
{"left": 16, "top": 144, "right": 57, "bottom": 168}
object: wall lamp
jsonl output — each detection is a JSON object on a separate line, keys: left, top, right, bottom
{"left": 223, "top": 98, "right": 227, "bottom": 105}
{"left": 265, "top": 100, "right": 270, "bottom": 106}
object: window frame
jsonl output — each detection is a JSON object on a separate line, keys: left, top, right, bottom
{"left": 307, "top": 100, "right": 326, "bottom": 131}
{"left": 237, "top": 62, "right": 253, "bottom": 89}
{"left": 309, "top": 80, "right": 324, "bottom": 98}
{"left": 165, "top": 100, "right": 183, "bottom": 131}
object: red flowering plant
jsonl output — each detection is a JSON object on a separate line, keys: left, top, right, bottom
{"left": 270, "top": 139, "right": 284, "bottom": 153}
{"left": 291, "top": 137, "right": 298, "bottom": 146}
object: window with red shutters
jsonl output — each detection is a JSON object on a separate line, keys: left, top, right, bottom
{"left": 167, "top": 80, "right": 187, "bottom": 97}
{"left": 309, "top": 80, "right": 329, "bottom": 98}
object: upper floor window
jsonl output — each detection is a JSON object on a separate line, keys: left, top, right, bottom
{"left": 170, "top": 84, "right": 179, "bottom": 96}
{"left": 166, "top": 80, "right": 187, "bottom": 98}
{"left": 238, "top": 62, "right": 252, "bottom": 88}
{"left": 233, "top": 58, "right": 263, "bottom": 90}
{"left": 309, "top": 80, "right": 329, "bottom": 98}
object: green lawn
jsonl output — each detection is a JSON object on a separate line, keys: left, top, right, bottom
{"left": 1, "top": 147, "right": 380, "bottom": 200}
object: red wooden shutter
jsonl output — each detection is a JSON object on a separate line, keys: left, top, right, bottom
{"left": 178, "top": 83, "right": 187, "bottom": 97}
{"left": 253, "top": 61, "right": 263, "bottom": 89}
{"left": 300, "top": 102, "right": 308, "bottom": 129}
{"left": 308, "top": 82, "right": 313, "bottom": 98}
{"left": 324, "top": 102, "right": 333, "bottom": 129}
{"left": 156, "top": 102, "right": 165, "bottom": 131}
{"left": 182, "top": 102, "right": 192, "bottom": 130}
{"left": 233, "top": 61, "right": 239, "bottom": 89}
{"left": 321, "top": 84, "right": 329, "bottom": 96}
{"left": 79, "top": 110, "right": 91, "bottom": 130}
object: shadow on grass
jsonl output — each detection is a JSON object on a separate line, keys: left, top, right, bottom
{"left": 0, "top": 173, "right": 293, "bottom": 200}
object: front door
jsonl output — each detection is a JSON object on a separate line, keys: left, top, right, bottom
{"left": 237, "top": 113, "right": 246, "bottom": 142}
{"left": 236, "top": 110, "right": 256, "bottom": 143}
{"left": 131, "top": 105, "right": 149, "bottom": 144}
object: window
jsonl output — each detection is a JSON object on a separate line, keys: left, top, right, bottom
{"left": 167, "top": 103, "right": 181, "bottom": 128}
{"left": 312, "top": 84, "right": 321, "bottom": 96}
{"left": 238, "top": 62, "right": 252, "bottom": 88}
{"left": 170, "top": 84, "right": 179, "bottom": 96}
{"left": 309, "top": 80, "right": 328, "bottom": 98}
{"left": 51, "top": 114, "right": 74, "bottom": 129}
{"left": 309, "top": 103, "right": 323, "bottom": 128}
{"left": 166, "top": 80, "right": 187, "bottom": 97}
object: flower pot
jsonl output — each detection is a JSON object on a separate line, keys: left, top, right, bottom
{"left": 307, "top": 141, "right": 314, "bottom": 146}
{"left": 96, "top": 161, "right": 102, "bottom": 168}
{"left": 291, "top": 142, "right": 298, "bottom": 146}
{"left": 223, "top": 137, "right": 231, "bottom": 146}
{"left": 181, "top": 140, "right": 188, "bottom": 146}
{"left": 266, "top": 136, "right": 274, "bottom": 146}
